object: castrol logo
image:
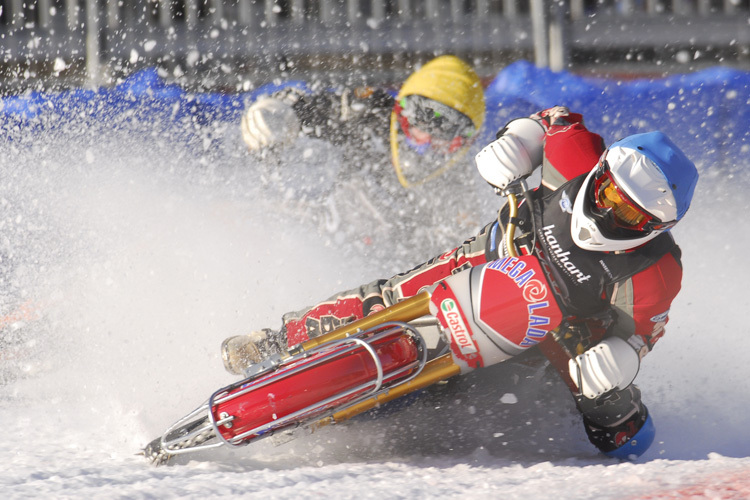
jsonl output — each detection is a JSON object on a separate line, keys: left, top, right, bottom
{"left": 522, "top": 279, "right": 548, "bottom": 303}
{"left": 440, "top": 298, "right": 477, "bottom": 355}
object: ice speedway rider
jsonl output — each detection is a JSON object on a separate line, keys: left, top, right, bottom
{"left": 240, "top": 55, "right": 486, "bottom": 188}
{"left": 224, "top": 106, "right": 699, "bottom": 459}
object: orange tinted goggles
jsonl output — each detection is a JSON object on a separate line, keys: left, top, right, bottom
{"left": 593, "top": 163, "right": 677, "bottom": 233}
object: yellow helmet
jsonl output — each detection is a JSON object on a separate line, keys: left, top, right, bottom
{"left": 397, "top": 55, "right": 485, "bottom": 130}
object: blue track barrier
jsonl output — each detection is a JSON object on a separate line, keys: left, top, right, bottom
{"left": 2, "top": 61, "right": 747, "bottom": 169}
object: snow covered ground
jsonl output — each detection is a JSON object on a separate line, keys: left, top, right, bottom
{"left": 1, "top": 94, "right": 749, "bottom": 499}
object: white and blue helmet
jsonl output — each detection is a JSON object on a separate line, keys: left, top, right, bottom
{"left": 571, "top": 131, "right": 699, "bottom": 252}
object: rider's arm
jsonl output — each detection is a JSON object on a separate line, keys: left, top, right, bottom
{"left": 242, "top": 86, "right": 393, "bottom": 151}
{"left": 608, "top": 250, "right": 683, "bottom": 355}
{"left": 539, "top": 110, "right": 606, "bottom": 190}
{"left": 287, "top": 87, "right": 394, "bottom": 146}
{"left": 475, "top": 106, "right": 605, "bottom": 192}
{"left": 566, "top": 252, "right": 682, "bottom": 399}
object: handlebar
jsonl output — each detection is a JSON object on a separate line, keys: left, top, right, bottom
{"left": 498, "top": 177, "right": 531, "bottom": 258}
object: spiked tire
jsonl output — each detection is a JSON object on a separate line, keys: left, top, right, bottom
{"left": 141, "top": 416, "right": 216, "bottom": 466}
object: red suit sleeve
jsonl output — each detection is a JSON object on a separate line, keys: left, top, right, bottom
{"left": 612, "top": 252, "right": 683, "bottom": 352}
{"left": 540, "top": 115, "right": 606, "bottom": 189}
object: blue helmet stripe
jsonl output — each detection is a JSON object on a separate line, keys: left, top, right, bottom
{"left": 612, "top": 132, "right": 698, "bottom": 221}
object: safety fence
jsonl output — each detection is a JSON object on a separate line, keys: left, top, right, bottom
{"left": 0, "top": 0, "right": 748, "bottom": 85}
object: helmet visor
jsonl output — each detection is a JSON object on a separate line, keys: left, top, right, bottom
{"left": 596, "top": 173, "right": 651, "bottom": 229}
{"left": 394, "top": 95, "right": 476, "bottom": 155}
{"left": 589, "top": 158, "right": 677, "bottom": 238}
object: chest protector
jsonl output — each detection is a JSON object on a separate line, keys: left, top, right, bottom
{"left": 493, "top": 174, "right": 678, "bottom": 318}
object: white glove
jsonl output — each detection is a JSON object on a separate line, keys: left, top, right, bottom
{"left": 240, "top": 97, "right": 301, "bottom": 151}
{"left": 568, "top": 337, "right": 640, "bottom": 399}
{"left": 474, "top": 118, "right": 545, "bottom": 190}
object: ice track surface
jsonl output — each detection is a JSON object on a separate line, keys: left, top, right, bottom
{"left": 1, "top": 103, "right": 749, "bottom": 499}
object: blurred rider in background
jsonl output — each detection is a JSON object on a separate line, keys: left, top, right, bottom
{"left": 240, "top": 55, "right": 485, "bottom": 188}
{"left": 224, "top": 105, "right": 699, "bottom": 460}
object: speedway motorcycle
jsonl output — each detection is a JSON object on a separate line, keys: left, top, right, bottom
{"left": 143, "top": 182, "right": 564, "bottom": 465}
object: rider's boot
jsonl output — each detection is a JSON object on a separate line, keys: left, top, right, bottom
{"left": 221, "top": 329, "right": 283, "bottom": 375}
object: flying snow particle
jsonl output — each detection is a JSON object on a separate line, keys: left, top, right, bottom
{"left": 129, "top": 50, "right": 139, "bottom": 64}
{"left": 53, "top": 58, "right": 67, "bottom": 72}
{"left": 500, "top": 393, "right": 518, "bottom": 404}
{"left": 186, "top": 50, "right": 200, "bottom": 67}
{"left": 143, "top": 40, "right": 157, "bottom": 53}
{"left": 675, "top": 50, "right": 691, "bottom": 64}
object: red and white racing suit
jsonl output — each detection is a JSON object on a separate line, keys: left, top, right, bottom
{"left": 274, "top": 109, "right": 684, "bottom": 454}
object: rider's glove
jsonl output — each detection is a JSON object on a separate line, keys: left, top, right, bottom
{"left": 530, "top": 105, "right": 571, "bottom": 131}
{"left": 569, "top": 337, "right": 640, "bottom": 399}
{"left": 474, "top": 117, "right": 545, "bottom": 190}
{"left": 241, "top": 97, "right": 301, "bottom": 151}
